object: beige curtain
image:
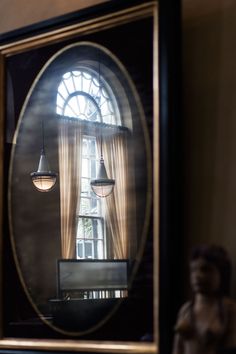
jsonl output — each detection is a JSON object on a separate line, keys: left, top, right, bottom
{"left": 58, "top": 118, "right": 82, "bottom": 259}
{"left": 102, "top": 130, "right": 136, "bottom": 259}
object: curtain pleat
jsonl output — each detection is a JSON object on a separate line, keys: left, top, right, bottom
{"left": 58, "top": 119, "right": 82, "bottom": 259}
{"left": 58, "top": 118, "right": 135, "bottom": 261}
{"left": 102, "top": 131, "right": 136, "bottom": 260}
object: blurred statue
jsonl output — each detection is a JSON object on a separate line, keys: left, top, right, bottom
{"left": 172, "top": 244, "right": 236, "bottom": 354}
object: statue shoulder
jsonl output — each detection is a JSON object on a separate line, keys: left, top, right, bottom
{"left": 177, "top": 301, "right": 192, "bottom": 318}
{"left": 174, "top": 301, "right": 193, "bottom": 337}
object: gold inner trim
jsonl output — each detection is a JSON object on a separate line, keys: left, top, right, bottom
{"left": 0, "top": 339, "right": 157, "bottom": 353}
{"left": 0, "top": 53, "right": 5, "bottom": 339}
{"left": 153, "top": 3, "right": 159, "bottom": 349}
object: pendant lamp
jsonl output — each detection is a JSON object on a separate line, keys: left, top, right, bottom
{"left": 90, "top": 151, "right": 115, "bottom": 197}
{"left": 90, "top": 59, "right": 115, "bottom": 197}
{"left": 30, "top": 121, "right": 57, "bottom": 192}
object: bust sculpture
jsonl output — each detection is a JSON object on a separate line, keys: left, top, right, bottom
{"left": 172, "top": 244, "right": 236, "bottom": 354}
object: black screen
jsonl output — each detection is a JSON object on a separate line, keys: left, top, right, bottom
{"left": 58, "top": 260, "right": 128, "bottom": 292}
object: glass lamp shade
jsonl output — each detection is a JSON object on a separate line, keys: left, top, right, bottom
{"left": 90, "top": 158, "right": 115, "bottom": 197}
{"left": 30, "top": 149, "right": 57, "bottom": 192}
{"left": 91, "top": 179, "right": 115, "bottom": 197}
{"left": 31, "top": 172, "right": 57, "bottom": 192}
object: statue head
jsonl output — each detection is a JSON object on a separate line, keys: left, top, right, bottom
{"left": 190, "top": 244, "right": 232, "bottom": 296}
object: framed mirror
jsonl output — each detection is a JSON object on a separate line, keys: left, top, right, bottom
{"left": 0, "top": 0, "right": 181, "bottom": 353}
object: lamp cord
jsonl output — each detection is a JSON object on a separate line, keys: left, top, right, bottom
{"left": 100, "top": 134, "right": 103, "bottom": 160}
{"left": 98, "top": 51, "right": 103, "bottom": 160}
{"left": 41, "top": 119, "right": 45, "bottom": 154}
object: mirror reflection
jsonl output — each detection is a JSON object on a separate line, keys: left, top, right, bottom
{"left": 9, "top": 42, "right": 152, "bottom": 335}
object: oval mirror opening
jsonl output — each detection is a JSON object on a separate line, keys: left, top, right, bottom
{"left": 9, "top": 42, "right": 152, "bottom": 336}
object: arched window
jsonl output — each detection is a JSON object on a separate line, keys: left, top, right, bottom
{"left": 57, "top": 67, "right": 122, "bottom": 261}
{"left": 56, "top": 69, "right": 120, "bottom": 125}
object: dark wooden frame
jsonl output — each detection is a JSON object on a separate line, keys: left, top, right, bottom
{"left": 0, "top": 0, "right": 182, "bottom": 353}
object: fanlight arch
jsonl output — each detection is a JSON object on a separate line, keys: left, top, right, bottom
{"left": 56, "top": 68, "right": 121, "bottom": 125}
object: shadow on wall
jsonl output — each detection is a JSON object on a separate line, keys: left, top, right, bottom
{"left": 182, "top": 0, "right": 236, "bottom": 299}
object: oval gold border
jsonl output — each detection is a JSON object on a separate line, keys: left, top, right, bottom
{"left": 8, "top": 41, "right": 153, "bottom": 337}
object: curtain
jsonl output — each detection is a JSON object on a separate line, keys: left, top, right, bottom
{"left": 102, "top": 130, "right": 136, "bottom": 260}
{"left": 58, "top": 118, "right": 82, "bottom": 259}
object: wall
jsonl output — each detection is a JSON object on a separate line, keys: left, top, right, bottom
{"left": 0, "top": 0, "right": 107, "bottom": 34}
{"left": 182, "top": 0, "right": 236, "bottom": 298}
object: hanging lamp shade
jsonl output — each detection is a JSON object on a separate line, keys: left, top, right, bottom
{"left": 30, "top": 149, "right": 57, "bottom": 192}
{"left": 90, "top": 157, "right": 115, "bottom": 197}
{"left": 90, "top": 59, "right": 115, "bottom": 198}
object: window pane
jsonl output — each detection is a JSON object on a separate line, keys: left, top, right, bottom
{"left": 77, "top": 240, "right": 84, "bottom": 259}
{"left": 97, "top": 219, "right": 103, "bottom": 238}
{"left": 80, "top": 198, "right": 90, "bottom": 214}
{"left": 92, "top": 219, "right": 98, "bottom": 239}
{"left": 91, "top": 159, "right": 97, "bottom": 178}
{"left": 78, "top": 95, "right": 86, "bottom": 115}
{"left": 83, "top": 139, "right": 88, "bottom": 156}
{"left": 64, "top": 104, "right": 76, "bottom": 118}
{"left": 101, "top": 86, "right": 109, "bottom": 99}
{"left": 94, "top": 240, "right": 104, "bottom": 259}
{"left": 108, "top": 100, "right": 114, "bottom": 113}
{"left": 81, "top": 178, "right": 89, "bottom": 195}
{"left": 82, "top": 75, "right": 91, "bottom": 93}
{"left": 90, "top": 201, "right": 98, "bottom": 215}
{"left": 101, "top": 101, "right": 109, "bottom": 117}
{"left": 95, "top": 95, "right": 101, "bottom": 107}
{"left": 83, "top": 72, "right": 91, "bottom": 80}
{"left": 86, "top": 100, "right": 98, "bottom": 121}
{"left": 72, "top": 71, "right": 81, "bottom": 91}
{"left": 89, "top": 139, "right": 96, "bottom": 156}
{"left": 91, "top": 219, "right": 103, "bottom": 239}
{"left": 109, "top": 113, "right": 115, "bottom": 124}
{"left": 64, "top": 76, "right": 75, "bottom": 94}
{"left": 91, "top": 198, "right": 99, "bottom": 215}
{"left": 76, "top": 216, "right": 104, "bottom": 259}
{"left": 56, "top": 94, "right": 65, "bottom": 109}
{"left": 81, "top": 198, "right": 99, "bottom": 215}
{"left": 58, "top": 82, "right": 68, "bottom": 98}
{"left": 82, "top": 158, "right": 89, "bottom": 178}
{"left": 67, "top": 96, "right": 79, "bottom": 117}
{"left": 90, "top": 82, "right": 99, "bottom": 98}
{"left": 85, "top": 241, "right": 93, "bottom": 258}
{"left": 77, "top": 219, "right": 84, "bottom": 238}
{"left": 83, "top": 218, "right": 93, "bottom": 238}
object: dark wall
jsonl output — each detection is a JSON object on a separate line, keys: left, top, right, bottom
{"left": 182, "top": 1, "right": 236, "bottom": 299}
